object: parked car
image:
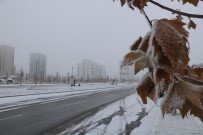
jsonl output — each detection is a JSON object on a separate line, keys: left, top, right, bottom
{"left": 6, "top": 78, "right": 13, "bottom": 84}
{"left": 0, "top": 79, "right": 7, "bottom": 84}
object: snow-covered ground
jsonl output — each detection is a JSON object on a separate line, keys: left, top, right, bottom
{"left": 53, "top": 94, "right": 203, "bottom": 135}
{"left": 0, "top": 83, "right": 130, "bottom": 97}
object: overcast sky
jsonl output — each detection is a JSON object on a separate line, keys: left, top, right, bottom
{"left": 0, "top": 0, "right": 202, "bottom": 78}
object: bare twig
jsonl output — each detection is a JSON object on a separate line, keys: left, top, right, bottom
{"left": 141, "top": 9, "right": 152, "bottom": 29}
{"left": 149, "top": 0, "right": 203, "bottom": 19}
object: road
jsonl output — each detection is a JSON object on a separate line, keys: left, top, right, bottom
{"left": 0, "top": 86, "right": 135, "bottom": 135}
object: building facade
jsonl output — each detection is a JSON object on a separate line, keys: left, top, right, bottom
{"left": 0, "top": 45, "right": 15, "bottom": 77}
{"left": 119, "top": 64, "right": 135, "bottom": 82}
{"left": 29, "top": 53, "right": 47, "bottom": 80}
{"left": 77, "top": 59, "right": 106, "bottom": 82}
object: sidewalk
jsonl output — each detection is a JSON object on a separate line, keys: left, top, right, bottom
{"left": 154, "top": 112, "right": 203, "bottom": 135}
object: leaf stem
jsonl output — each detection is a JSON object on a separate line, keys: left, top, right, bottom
{"left": 141, "top": 9, "right": 152, "bottom": 29}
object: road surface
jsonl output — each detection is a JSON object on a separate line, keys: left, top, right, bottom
{"left": 0, "top": 86, "right": 135, "bottom": 135}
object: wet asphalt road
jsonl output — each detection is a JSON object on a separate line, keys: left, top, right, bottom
{"left": 0, "top": 86, "right": 135, "bottom": 135}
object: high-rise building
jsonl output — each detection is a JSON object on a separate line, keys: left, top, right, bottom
{"left": 29, "top": 53, "right": 47, "bottom": 80}
{"left": 77, "top": 59, "right": 106, "bottom": 82}
{"left": 0, "top": 45, "right": 15, "bottom": 77}
{"left": 119, "top": 63, "right": 135, "bottom": 82}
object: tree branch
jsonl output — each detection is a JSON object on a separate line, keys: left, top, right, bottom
{"left": 141, "top": 9, "right": 152, "bottom": 29}
{"left": 149, "top": 0, "right": 203, "bottom": 19}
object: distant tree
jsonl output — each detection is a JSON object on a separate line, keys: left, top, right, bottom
{"left": 18, "top": 67, "right": 24, "bottom": 86}
{"left": 115, "top": 0, "right": 203, "bottom": 121}
{"left": 40, "top": 71, "right": 44, "bottom": 84}
{"left": 67, "top": 73, "right": 70, "bottom": 84}
{"left": 25, "top": 73, "right": 28, "bottom": 84}
{"left": 56, "top": 72, "right": 59, "bottom": 84}
{"left": 46, "top": 75, "right": 53, "bottom": 83}
{"left": 62, "top": 76, "right": 66, "bottom": 83}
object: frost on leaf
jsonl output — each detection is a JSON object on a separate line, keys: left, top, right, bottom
{"left": 136, "top": 73, "right": 156, "bottom": 104}
{"left": 131, "top": 36, "right": 142, "bottom": 51}
{"left": 161, "top": 75, "right": 203, "bottom": 121}
{"left": 130, "top": 32, "right": 150, "bottom": 53}
{"left": 122, "top": 17, "right": 203, "bottom": 121}
{"left": 155, "top": 68, "right": 171, "bottom": 84}
{"left": 151, "top": 37, "right": 160, "bottom": 57}
{"left": 180, "top": 99, "right": 203, "bottom": 121}
{"left": 138, "top": 32, "right": 150, "bottom": 53}
{"left": 157, "top": 51, "right": 173, "bottom": 70}
{"left": 188, "top": 19, "right": 197, "bottom": 29}
{"left": 122, "top": 50, "right": 146, "bottom": 66}
{"left": 134, "top": 56, "right": 149, "bottom": 75}
{"left": 192, "top": 66, "right": 203, "bottom": 80}
{"left": 151, "top": 19, "right": 189, "bottom": 68}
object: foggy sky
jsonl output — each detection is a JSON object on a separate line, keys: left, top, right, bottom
{"left": 0, "top": 0, "right": 202, "bottom": 78}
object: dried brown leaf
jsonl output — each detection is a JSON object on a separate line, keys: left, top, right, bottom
{"left": 138, "top": 33, "right": 150, "bottom": 53}
{"left": 180, "top": 99, "right": 203, "bottom": 121}
{"left": 122, "top": 50, "right": 146, "bottom": 66}
{"left": 153, "top": 19, "right": 189, "bottom": 68}
{"left": 136, "top": 73, "right": 155, "bottom": 104}
{"left": 161, "top": 19, "right": 188, "bottom": 38}
{"left": 161, "top": 82, "right": 184, "bottom": 117}
{"left": 152, "top": 37, "right": 160, "bottom": 57}
{"left": 120, "top": 0, "right": 126, "bottom": 6}
{"left": 132, "top": 0, "right": 148, "bottom": 10}
{"left": 134, "top": 56, "right": 149, "bottom": 75}
{"left": 188, "top": 19, "right": 197, "bottom": 29}
{"left": 193, "top": 67, "right": 203, "bottom": 79}
{"left": 157, "top": 53, "right": 173, "bottom": 69}
{"left": 182, "top": 0, "right": 199, "bottom": 6}
{"left": 161, "top": 75, "right": 203, "bottom": 121}
{"left": 131, "top": 37, "right": 142, "bottom": 51}
{"left": 155, "top": 68, "right": 171, "bottom": 84}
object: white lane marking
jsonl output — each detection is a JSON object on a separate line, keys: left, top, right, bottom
{"left": 0, "top": 114, "right": 23, "bottom": 121}
{"left": 39, "top": 96, "right": 88, "bottom": 105}
{"left": 0, "top": 106, "right": 28, "bottom": 113}
{"left": 69, "top": 112, "right": 92, "bottom": 123}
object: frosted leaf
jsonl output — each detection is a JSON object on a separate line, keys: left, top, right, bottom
{"left": 122, "top": 50, "right": 146, "bottom": 66}
{"left": 138, "top": 32, "right": 151, "bottom": 53}
{"left": 136, "top": 72, "right": 156, "bottom": 104}
{"left": 161, "top": 74, "right": 203, "bottom": 120}
{"left": 134, "top": 56, "right": 149, "bottom": 75}
{"left": 149, "top": 19, "right": 189, "bottom": 69}
{"left": 131, "top": 36, "right": 142, "bottom": 51}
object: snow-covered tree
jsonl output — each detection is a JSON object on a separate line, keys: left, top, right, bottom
{"left": 116, "top": 0, "right": 203, "bottom": 121}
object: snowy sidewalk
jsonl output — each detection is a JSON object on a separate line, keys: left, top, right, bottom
{"left": 154, "top": 113, "right": 203, "bottom": 135}
{"left": 51, "top": 94, "right": 203, "bottom": 135}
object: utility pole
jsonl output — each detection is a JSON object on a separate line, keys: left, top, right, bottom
{"left": 72, "top": 66, "right": 73, "bottom": 76}
{"left": 35, "top": 61, "right": 37, "bottom": 86}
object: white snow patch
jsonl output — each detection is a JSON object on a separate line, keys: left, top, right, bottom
{"left": 57, "top": 94, "right": 203, "bottom": 135}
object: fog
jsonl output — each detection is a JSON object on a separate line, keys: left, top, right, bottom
{"left": 0, "top": 0, "right": 202, "bottom": 77}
